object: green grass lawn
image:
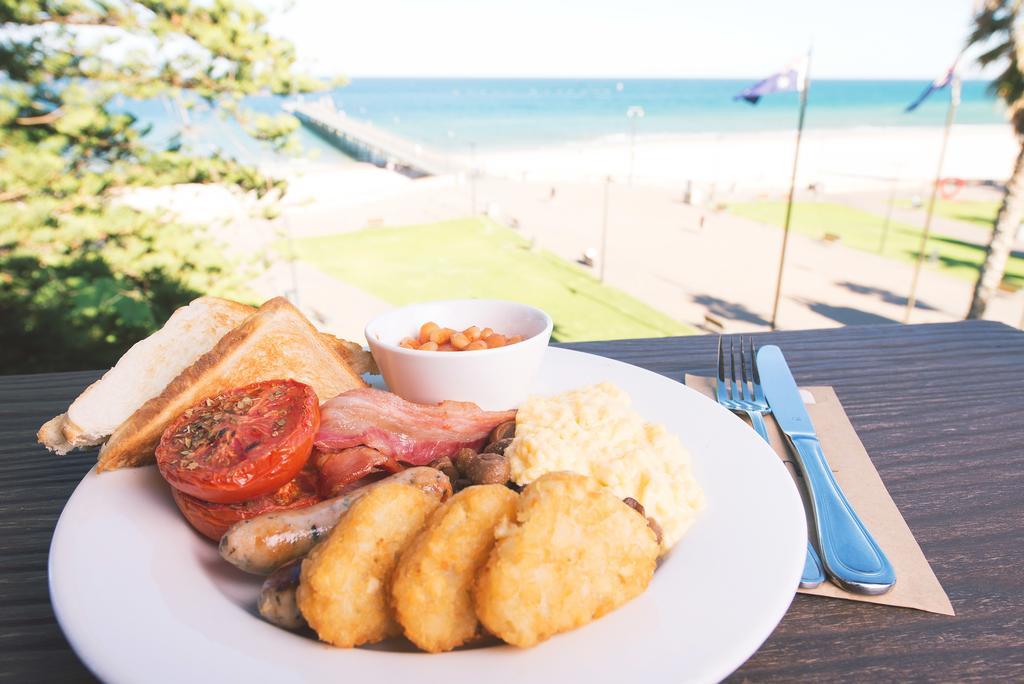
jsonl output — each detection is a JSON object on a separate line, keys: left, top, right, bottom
{"left": 728, "top": 201, "right": 1024, "bottom": 288}
{"left": 287, "top": 217, "right": 694, "bottom": 342}
{"left": 895, "top": 198, "right": 1001, "bottom": 229}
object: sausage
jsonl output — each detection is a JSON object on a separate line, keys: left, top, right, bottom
{"left": 219, "top": 466, "right": 451, "bottom": 575}
{"left": 257, "top": 559, "right": 305, "bottom": 630}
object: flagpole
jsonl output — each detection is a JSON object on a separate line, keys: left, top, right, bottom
{"left": 768, "top": 49, "right": 811, "bottom": 330}
{"left": 904, "top": 74, "right": 960, "bottom": 323}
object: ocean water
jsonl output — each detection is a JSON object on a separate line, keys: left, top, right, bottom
{"left": 124, "top": 78, "right": 1007, "bottom": 164}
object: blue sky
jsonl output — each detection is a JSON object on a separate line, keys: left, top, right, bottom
{"left": 268, "top": 0, "right": 985, "bottom": 79}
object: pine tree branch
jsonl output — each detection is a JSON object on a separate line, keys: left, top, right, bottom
{"left": 0, "top": 189, "right": 30, "bottom": 202}
{"left": 2, "top": 11, "right": 131, "bottom": 28}
{"left": 14, "top": 107, "right": 64, "bottom": 125}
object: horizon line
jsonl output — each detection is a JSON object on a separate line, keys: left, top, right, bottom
{"left": 336, "top": 74, "right": 993, "bottom": 83}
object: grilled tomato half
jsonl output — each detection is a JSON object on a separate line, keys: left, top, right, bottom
{"left": 171, "top": 467, "right": 320, "bottom": 541}
{"left": 156, "top": 379, "right": 320, "bottom": 504}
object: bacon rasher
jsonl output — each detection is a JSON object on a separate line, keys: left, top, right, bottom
{"left": 314, "top": 388, "right": 516, "bottom": 466}
{"left": 313, "top": 446, "right": 402, "bottom": 499}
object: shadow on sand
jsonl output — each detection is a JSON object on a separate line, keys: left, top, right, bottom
{"left": 690, "top": 294, "right": 770, "bottom": 327}
{"left": 836, "top": 282, "right": 938, "bottom": 311}
{"left": 795, "top": 299, "right": 898, "bottom": 326}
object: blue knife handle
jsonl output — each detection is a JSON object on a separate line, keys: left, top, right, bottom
{"left": 789, "top": 435, "right": 896, "bottom": 594}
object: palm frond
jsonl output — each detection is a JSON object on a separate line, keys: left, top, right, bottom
{"left": 977, "top": 41, "right": 1011, "bottom": 66}
{"left": 971, "top": 0, "right": 1024, "bottom": 122}
{"left": 968, "top": 8, "right": 1012, "bottom": 46}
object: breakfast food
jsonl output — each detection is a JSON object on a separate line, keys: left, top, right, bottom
{"left": 258, "top": 560, "right": 305, "bottom": 630}
{"left": 425, "top": 419, "right": 518, "bottom": 490}
{"left": 315, "top": 388, "right": 516, "bottom": 464}
{"left": 314, "top": 446, "right": 401, "bottom": 498}
{"left": 297, "top": 482, "right": 441, "bottom": 648}
{"left": 40, "top": 295, "right": 709, "bottom": 656}
{"left": 507, "top": 382, "right": 705, "bottom": 550}
{"left": 37, "top": 297, "right": 254, "bottom": 454}
{"left": 391, "top": 485, "right": 518, "bottom": 652}
{"left": 97, "top": 297, "right": 367, "bottom": 471}
{"left": 399, "top": 321, "right": 524, "bottom": 352}
{"left": 154, "top": 378, "right": 321, "bottom": 538}
{"left": 220, "top": 466, "right": 452, "bottom": 575}
{"left": 328, "top": 337, "right": 379, "bottom": 377}
{"left": 474, "top": 472, "right": 660, "bottom": 647}
{"left": 451, "top": 446, "right": 511, "bottom": 486}
{"left": 37, "top": 297, "right": 375, "bottom": 457}
{"left": 157, "top": 380, "right": 320, "bottom": 503}
{"left": 172, "top": 467, "right": 321, "bottom": 541}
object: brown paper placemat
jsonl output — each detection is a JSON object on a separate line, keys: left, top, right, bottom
{"left": 686, "top": 374, "right": 954, "bottom": 616}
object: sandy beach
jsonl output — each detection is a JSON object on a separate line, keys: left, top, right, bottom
{"left": 121, "top": 123, "right": 1018, "bottom": 223}
{"left": 468, "top": 124, "right": 1018, "bottom": 196}
{"left": 116, "top": 121, "right": 1024, "bottom": 340}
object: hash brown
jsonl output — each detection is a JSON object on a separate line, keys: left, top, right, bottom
{"left": 391, "top": 485, "right": 518, "bottom": 652}
{"left": 296, "top": 482, "right": 440, "bottom": 648}
{"left": 474, "top": 471, "right": 659, "bottom": 647}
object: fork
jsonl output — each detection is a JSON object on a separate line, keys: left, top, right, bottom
{"left": 716, "top": 336, "right": 826, "bottom": 589}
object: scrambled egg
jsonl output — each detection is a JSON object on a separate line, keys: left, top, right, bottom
{"left": 507, "top": 382, "right": 704, "bottom": 550}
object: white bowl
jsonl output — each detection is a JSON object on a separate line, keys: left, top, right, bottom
{"left": 365, "top": 300, "right": 553, "bottom": 410}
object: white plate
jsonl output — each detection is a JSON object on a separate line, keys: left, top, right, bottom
{"left": 49, "top": 347, "right": 806, "bottom": 683}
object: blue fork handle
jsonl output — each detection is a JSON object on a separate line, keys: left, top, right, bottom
{"left": 747, "top": 411, "right": 771, "bottom": 443}
{"left": 800, "top": 542, "right": 826, "bottom": 589}
{"left": 744, "top": 410, "right": 825, "bottom": 589}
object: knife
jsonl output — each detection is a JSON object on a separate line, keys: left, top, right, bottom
{"left": 756, "top": 345, "right": 896, "bottom": 595}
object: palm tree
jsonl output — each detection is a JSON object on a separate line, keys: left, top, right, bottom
{"left": 966, "top": 0, "right": 1024, "bottom": 319}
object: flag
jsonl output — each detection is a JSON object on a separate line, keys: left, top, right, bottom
{"left": 905, "top": 66, "right": 956, "bottom": 112}
{"left": 734, "top": 58, "right": 808, "bottom": 105}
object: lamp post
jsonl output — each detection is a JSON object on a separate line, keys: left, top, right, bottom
{"left": 469, "top": 141, "right": 477, "bottom": 214}
{"left": 878, "top": 164, "right": 903, "bottom": 254}
{"left": 626, "top": 105, "right": 645, "bottom": 185}
{"left": 600, "top": 176, "right": 612, "bottom": 282}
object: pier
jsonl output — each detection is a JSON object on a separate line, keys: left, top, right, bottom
{"left": 287, "top": 99, "right": 462, "bottom": 178}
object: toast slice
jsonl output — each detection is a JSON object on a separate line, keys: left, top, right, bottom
{"left": 38, "top": 297, "right": 254, "bottom": 455}
{"left": 38, "top": 299, "right": 377, "bottom": 456}
{"left": 326, "top": 335, "right": 379, "bottom": 376}
{"left": 96, "top": 297, "right": 367, "bottom": 471}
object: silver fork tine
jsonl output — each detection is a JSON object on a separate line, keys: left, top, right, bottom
{"left": 715, "top": 336, "right": 728, "bottom": 406}
{"left": 730, "top": 338, "right": 743, "bottom": 404}
{"left": 738, "top": 337, "right": 753, "bottom": 402}
{"left": 750, "top": 337, "right": 767, "bottom": 405}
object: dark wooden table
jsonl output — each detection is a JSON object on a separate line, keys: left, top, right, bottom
{"left": 3, "top": 321, "right": 1023, "bottom": 682}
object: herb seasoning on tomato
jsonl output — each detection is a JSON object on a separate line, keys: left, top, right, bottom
{"left": 156, "top": 379, "right": 320, "bottom": 504}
